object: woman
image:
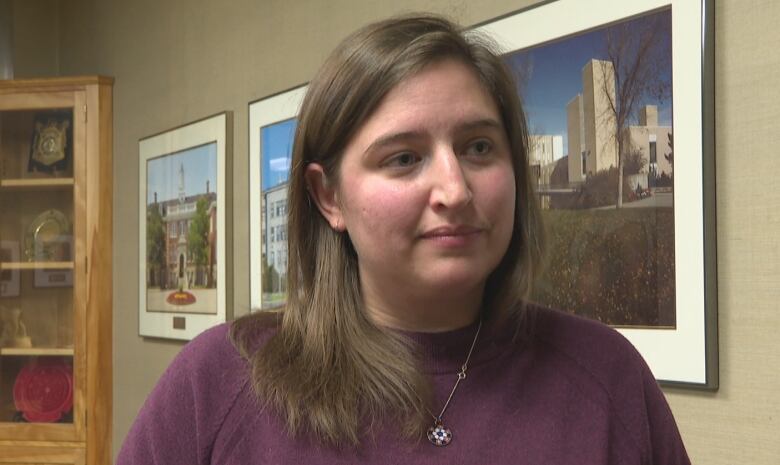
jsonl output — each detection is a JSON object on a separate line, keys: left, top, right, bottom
{"left": 118, "top": 14, "right": 690, "bottom": 464}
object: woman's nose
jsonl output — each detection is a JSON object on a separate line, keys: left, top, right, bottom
{"left": 428, "top": 148, "right": 473, "bottom": 210}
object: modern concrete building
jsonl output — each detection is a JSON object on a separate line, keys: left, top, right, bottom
{"left": 622, "top": 104, "right": 673, "bottom": 177}
{"left": 529, "top": 134, "right": 563, "bottom": 188}
{"left": 529, "top": 134, "right": 562, "bottom": 166}
{"left": 567, "top": 59, "right": 619, "bottom": 184}
{"left": 566, "top": 60, "right": 672, "bottom": 187}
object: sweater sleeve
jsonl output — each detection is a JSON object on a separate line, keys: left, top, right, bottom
{"left": 116, "top": 324, "right": 248, "bottom": 465}
{"left": 640, "top": 363, "right": 691, "bottom": 465}
{"left": 531, "top": 307, "right": 691, "bottom": 465}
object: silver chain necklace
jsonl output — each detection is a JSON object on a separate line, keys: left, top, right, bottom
{"left": 426, "top": 318, "right": 483, "bottom": 447}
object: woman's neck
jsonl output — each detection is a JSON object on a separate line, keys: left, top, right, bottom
{"left": 360, "top": 276, "right": 484, "bottom": 332}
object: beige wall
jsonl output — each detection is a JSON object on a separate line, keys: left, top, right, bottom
{"left": 13, "top": 0, "right": 780, "bottom": 463}
{"left": 11, "top": 0, "right": 60, "bottom": 77}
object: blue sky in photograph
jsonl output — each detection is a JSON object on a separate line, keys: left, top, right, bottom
{"left": 504, "top": 9, "right": 672, "bottom": 157}
{"left": 262, "top": 118, "right": 297, "bottom": 191}
{"left": 146, "top": 142, "right": 217, "bottom": 205}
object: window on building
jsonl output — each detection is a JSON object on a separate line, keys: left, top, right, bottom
{"left": 581, "top": 151, "right": 587, "bottom": 176}
{"left": 649, "top": 141, "right": 657, "bottom": 164}
{"left": 170, "top": 222, "right": 176, "bottom": 238}
{"left": 270, "top": 226, "right": 275, "bottom": 242}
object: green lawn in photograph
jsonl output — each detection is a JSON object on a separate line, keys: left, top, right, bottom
{"left": 532, "top": 207, "right": 675, "bottom": 327}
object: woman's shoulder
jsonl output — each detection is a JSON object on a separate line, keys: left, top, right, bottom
{"left": 152, "top": 317, "right": 281, "bottom": 419}
{"left": 180, "top": 323, "right": 235, "bottom": 361}
{"left": 529, "top": 304, "right": 643, "bottom": 358}
{"left": 116, "top": 319, "right": 279, "bottom": 464}
{"left": 181, "top": 315, "right": 279, "bottom": 374}
{"left": 524, "top": 304, "right": 652, "bottom": 392}
{"left": 522, "top": 305, "right": 690, "bottom": 464}
{"left": 154, "top": 323, "right": 253, "bottom": 409}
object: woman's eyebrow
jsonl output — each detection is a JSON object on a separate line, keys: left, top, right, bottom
{"left": 453, "top": 118, "right": 504, "bottom": 133}
{"left": 363, "top": 130, "right": 426, "bottom": 157}
{"left": 363, "top": 118, "right": 504, "bottom": 157}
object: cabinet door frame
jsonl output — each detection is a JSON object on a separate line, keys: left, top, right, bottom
{"left": 0, "top": 89, "right": 87, "bottom": 443}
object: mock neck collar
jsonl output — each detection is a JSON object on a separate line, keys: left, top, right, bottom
{"left": 393, "top": 316, "right": 516, "bottom": 374}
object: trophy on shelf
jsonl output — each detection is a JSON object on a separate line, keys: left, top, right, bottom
{"left": 24, "top": 209, "right": 71, "bottom": 262}
{"left": 13, "top": 359, "right": 74, "bottom": 423}
{"left": 0, "top": 306, "right": 33, "bottom": 348}
{"left": 28, "top": 112, "right": 72, "bottom": 175}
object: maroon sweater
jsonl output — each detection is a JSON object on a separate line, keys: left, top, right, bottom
{"left": 117, "top": 306, "right": 690, "bottom": 464}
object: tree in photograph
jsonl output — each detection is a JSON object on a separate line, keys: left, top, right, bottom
{"left": 261, "top": 254, "right": 278, "bottom": 294}
{"left": 624, "top": 148, "right": 648, "bottom": 176}
{"left": 598, "top": 12, "right": 672, "bottom": 208}
{"left": 146, "top": 204, "right": 166, "bottom": 288}
{"left": 188, "top": 197, "right": 211, "bottom": 287}
{"left": 664, "top": 132, "right": 674, "bottom": 168}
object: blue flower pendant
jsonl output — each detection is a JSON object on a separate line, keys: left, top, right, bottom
{"left": 427, "top": 422, "right": 453, "bottom": 446}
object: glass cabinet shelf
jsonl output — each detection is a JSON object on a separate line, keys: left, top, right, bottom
{"left": 0, "top": 178, "right": 75, "bottom": 190}
{"left": 0, "top": 262, "right": 74, "bottom": 270}
{"left": 0, "top": 348, "right": 74, "bottom": 356}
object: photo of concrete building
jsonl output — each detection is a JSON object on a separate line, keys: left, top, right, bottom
{"left": 564, "top": 59, "right": 673, "bottom": 193}
{"left": 623, "top": 104, "right": 673, "bottom": 180}
{"left": 504, "top": 8, "right": 675, "bottom": 327}
{"left": 566, "top": 59, "right": 618, "bottom": 184}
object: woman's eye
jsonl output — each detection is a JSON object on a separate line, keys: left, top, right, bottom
{"left": 466, "top": 139, "right": 492, "bottom": 156}
{"left": 385, "top": 152, "right": 420, "bottom": 168}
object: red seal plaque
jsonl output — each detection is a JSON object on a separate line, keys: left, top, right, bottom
{"left": 166, "top": 289, "right": 197, "bottom": 305}
{"left": 13, "top": 360, "right": 74, "bottom": 422}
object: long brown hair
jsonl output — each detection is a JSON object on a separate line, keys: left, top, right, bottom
{"left": 231, "top": 13, "right": 544, "bottom": 447}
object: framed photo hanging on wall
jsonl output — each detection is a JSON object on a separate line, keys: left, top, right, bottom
{"left": 477, "top": 0, "right": 716, "bottom": 388}
{"left": 0, "top": 240, "right": 21, "bottom": 297}
{"left": 138, "top": 112, "right": 233, "bottom": 340}
{"left": 248, "top": 86, "right": 307, "bottom": 312}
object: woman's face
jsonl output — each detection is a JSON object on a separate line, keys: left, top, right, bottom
{"left": 313, "top": 59, "right": 517, "bottom": 300}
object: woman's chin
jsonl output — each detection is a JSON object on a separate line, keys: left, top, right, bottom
{"left": 417, "top": 270, "right": 486, "bottom": 294}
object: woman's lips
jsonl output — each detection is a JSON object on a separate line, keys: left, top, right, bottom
{"left": 420, "top": 225, "right": 483, "bottom": 247}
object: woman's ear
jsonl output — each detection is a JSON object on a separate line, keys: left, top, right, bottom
{"left": 304, "top": 163, "right": 345, "bottom": 231}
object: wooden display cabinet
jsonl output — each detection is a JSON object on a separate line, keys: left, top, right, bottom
{"left": 0, "top": 77, "right": 113, "bottom": 465}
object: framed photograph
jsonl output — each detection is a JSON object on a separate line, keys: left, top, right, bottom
{"left": 138, "top": 113, "right": 232, "bottom": 340}
{"left": 1, "top": 240, "right": 20, "bottom": 297}
{"left": 34, "top": 235, "right": 74, "bottom": 288}
{"left": 479, "top": 0, "right": 716, "bottom": 387}
{"left": 249, "top": 86, "right": 307, "bottom": 311}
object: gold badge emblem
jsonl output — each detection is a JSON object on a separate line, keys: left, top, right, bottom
{"left": 31, "top": 119, "right": 70, "bottom": 167}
